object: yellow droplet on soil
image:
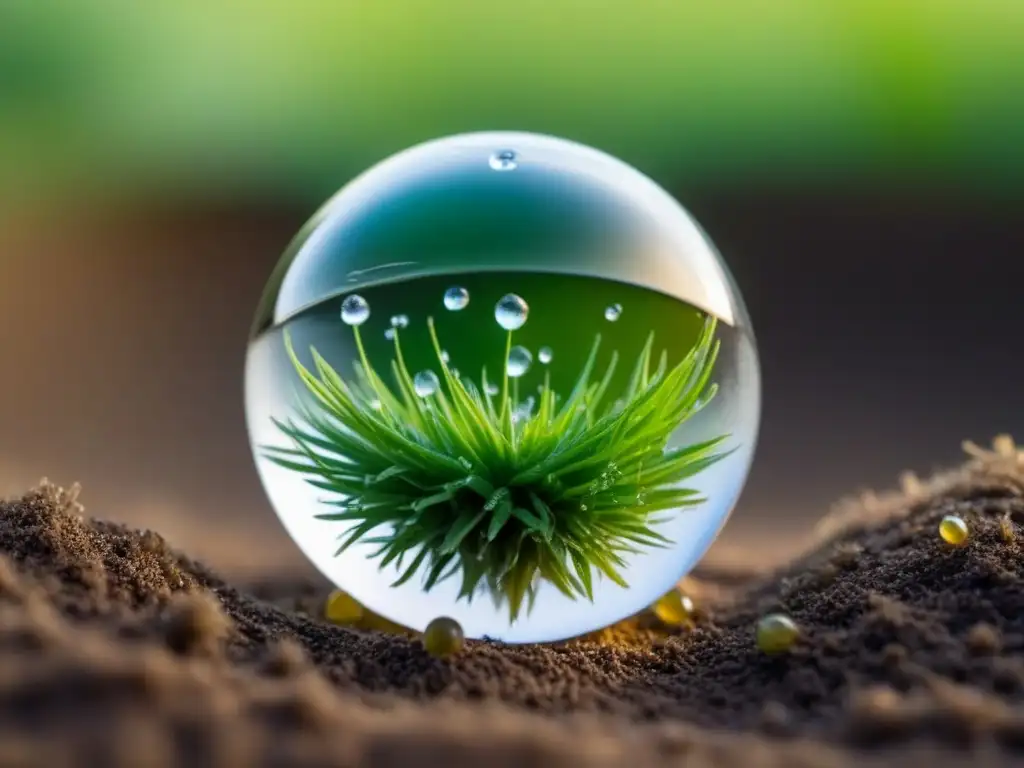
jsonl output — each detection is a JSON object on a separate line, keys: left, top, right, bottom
{"left": 652, "top": 590, "right": 695, "bottom": 626}
{"left": 939, "top": 515, "right": 969, "bottom": 547}
{"left": 423, "top": 616, "right": 464, "bottom": 658}
{"left": 324, "top": 589, "right": 364, "bottom": 624}
{"left": 756, "top": 613, "right": 800, "bottom": 654}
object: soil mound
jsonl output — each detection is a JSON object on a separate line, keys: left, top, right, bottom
{"left": 0, "top": 437, "right": 1022, "bottom": 767}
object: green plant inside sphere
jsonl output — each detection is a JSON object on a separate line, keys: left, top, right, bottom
{"left": 264, "top": 294, "right": 729, "bottom": 624}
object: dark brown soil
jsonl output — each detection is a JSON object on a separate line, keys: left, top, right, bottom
{"left": 0, "top": 439, "right": 1022, "bottom": 767}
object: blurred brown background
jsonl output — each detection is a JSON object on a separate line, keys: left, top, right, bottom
{"left": 1, "top": 2, "right": 1022, "bottom": 577}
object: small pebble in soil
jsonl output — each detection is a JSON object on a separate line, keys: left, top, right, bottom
{"left": 423, "top": 616, "right": 465, "bottom": 658}
{"left": 324, "top": 590, "right": 364, "bottom": 624}
{"left": 652, "top": 590, "right": 695, "bottom": 626}
{"left": 756, "top": 613, "right": 800, "bottom": 654}
{"left": 939, "top": 514, "right": 969, "bottom": 547}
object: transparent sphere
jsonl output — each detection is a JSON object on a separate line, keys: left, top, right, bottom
{"left": 244, "top": 131, "right": 761, "bottom": 643}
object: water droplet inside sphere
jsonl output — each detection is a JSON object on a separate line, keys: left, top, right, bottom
{"left": 604, "top": 303, "right": 622, "bottom": 322}
{"left": 489, "top": 150, "right": 517, "bottom": 171}
{"left": 511, "top": 396, "right": 536, "bottom": 425}
{"left": 512, "top": 402, "right": 534, "bottom": 424}
{"left": 538, "top": 346, "right": 553, "bottom": 364}
{"left": 506, "top": 346, "right": 533, "bottom": 378}
{"left": 495, "top": 293, "right": 528, "bottom": 330}
{"left": 440, "top": 350, "right": 450, "bottom": 364}
{"left": 340, "top": 295, "right": 370, "bottom": 326}
{"left": 484, "top": 383, "right": 499, "bottom": 397}
{"left": 443, "top": 286, "right": 470, "bottom": 311}
{"left": 384, "top": 328, "right": 396, "bottom": 341}
{"left": 390, "top": 314, "right": 409, "bottom": 329}
{"left": 413, "top": 370, "right": 440, "bottom": 397}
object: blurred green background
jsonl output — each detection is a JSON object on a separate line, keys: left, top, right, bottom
{"left": 2, "top": 0, "right": 1022, "bottom": 206}
{"left": 1, "top": 0, "right": 1022, "bottom": 577}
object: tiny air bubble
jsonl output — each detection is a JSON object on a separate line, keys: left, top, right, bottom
{"left": 512, "top": 396, "right": 536, "bottom": 424}
{"left": 413, "top": 370, "right": 440, "bottom": 397}
{"left": 443, "top": 286, "right": 470, "bottom": 311}
{"left": 340, "top": 295, "right": 370, "bottom": 326}
{"left": 507, "top": 346, "right": 533, "bottom": 378}
{"left": 384, "top": 328, "right": 396, "bottom": 341}
{"left": 489, "top": 150, "right": 517, "bottom": 171}
{"left": 390, "top": 314, "right": 409, "bottom": 329}
{"left": 604, "top": 303, "right": 622, "bottom": 322}
{"left": 495, "top": 293, "right": 529, "bottom": 330}
{"left": 538, "top": 346, "right": 553, "bottom": 364}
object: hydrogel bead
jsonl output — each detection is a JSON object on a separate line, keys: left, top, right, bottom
{"left": 652, "top": 590, "right": 695, "bottom": 626}
{"left": 324, "top": 589, "right": 364, "bottom": 624}
{"left": 423, "top": 617, "right": 465, "bottom": 658}
{"left": 939, "top": 515, "right": 969, "bottom": 546}
{"left": 756, "top": 614, "right": 800, "bottom": 654}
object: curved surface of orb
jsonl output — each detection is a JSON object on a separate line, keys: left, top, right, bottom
{"left": 245, "top": 131, "right": 761, "bottom": 643}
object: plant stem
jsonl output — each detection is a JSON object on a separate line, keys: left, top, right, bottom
{"left": 499, "top": 330, "right": 512, "bottom": 422}
{"left": 352, "top": 325, "right": 385, "bottom": 405}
